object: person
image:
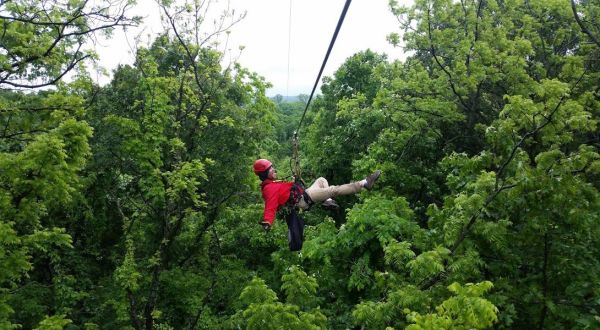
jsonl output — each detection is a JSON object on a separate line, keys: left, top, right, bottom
{"left": 253, "top": 158, "right": 381, "bottom": 231}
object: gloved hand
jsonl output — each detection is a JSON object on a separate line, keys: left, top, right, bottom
{"left": 260, "top": 221, "right": 271, "bottom": 232}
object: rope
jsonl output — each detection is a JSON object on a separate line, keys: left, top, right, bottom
{"left": 295, "top": 0, "right": 352, "bottom": 134}
{"left": 290, "top": 0, "right": 353, "bottom": 181}
{"left": 291, "top": 134, "right": 304, "bottom": 185}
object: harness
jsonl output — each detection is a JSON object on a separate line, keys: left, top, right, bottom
{"left": 289, "top": 181, "right": 314, "bottom": 209}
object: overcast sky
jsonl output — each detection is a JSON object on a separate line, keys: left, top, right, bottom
{"left": 94, "top": 0, "right": 410, "bottom": 97}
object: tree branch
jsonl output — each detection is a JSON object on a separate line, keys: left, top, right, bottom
{"left": 3, "top": 54, "right": 90, "bottom": 89}
{"left": 0, "top": 0, "right": 137, "bottom": 88}
{"left": 571, "top": 0, "right": 600, "bottom": 49}
{"left": 538, "top": 232, "right": 550, "bottom": 330}
{"left": 425, "top": 6, "right": 474, "bottom": 114}
{"left": 177, "top": 191, "right": 249, "bottom": 268}
{"left": 126, "top": 289, "right": 143, "bottom": 330}
{"left": 0, "top": 129, "right": 49, "bottom": 139}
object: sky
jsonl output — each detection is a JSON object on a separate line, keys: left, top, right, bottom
{"left": 94, "top": 0, "right": 410, "bottom": 97}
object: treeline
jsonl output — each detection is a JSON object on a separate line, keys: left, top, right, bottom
{"left": 1, "top": 0, "right": 599, "bottom": 329}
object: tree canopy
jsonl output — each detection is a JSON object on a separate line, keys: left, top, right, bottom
{"left": 0, "top": 0, "right": 599, "bottom": 329}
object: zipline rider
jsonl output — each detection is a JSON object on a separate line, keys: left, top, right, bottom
{"left": 253, "top": 159, "right": 381, "bottom": 231}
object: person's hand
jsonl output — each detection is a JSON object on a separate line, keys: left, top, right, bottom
{"left": 260, "top": 221, "right": 271, "bottom": 232}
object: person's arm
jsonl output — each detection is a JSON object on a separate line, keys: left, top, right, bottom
{"left": 262, "top": 192, "right": 279, "bottom": 225}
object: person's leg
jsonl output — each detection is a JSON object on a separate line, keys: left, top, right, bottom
{"left": 298, "top": 171, "right": 380, "bottom": 208}
{"left": 306, "top": 181, "right": 363, "bottom": 204}
{"left": 311, "top": 177, "right": 339, "bottom": 209}
{"left": 309, "top": 177, "right": 329, "bottom": 189}
{"left": 297, "top": 177, "right": 331, "bottom": 209}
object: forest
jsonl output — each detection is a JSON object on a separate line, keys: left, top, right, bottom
{"left": 1, "top": 0, "right": 599, "bottom": 329}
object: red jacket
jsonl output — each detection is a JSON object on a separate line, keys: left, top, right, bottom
{"left": 260, "top": 179, "right": 294, "bottom": 225}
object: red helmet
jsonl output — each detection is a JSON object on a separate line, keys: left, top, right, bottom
{"left": 253, "top": 159, "right": 272, "bottom": 174}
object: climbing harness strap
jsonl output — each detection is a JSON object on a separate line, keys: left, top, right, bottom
{"left": 288, "top": 181, "right": 314, "bottom": 210}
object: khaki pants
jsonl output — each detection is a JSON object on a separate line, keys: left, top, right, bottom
{"left": 297, "top": 177, "right": 363, "bottom": 209}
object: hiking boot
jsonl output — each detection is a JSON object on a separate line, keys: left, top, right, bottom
{"left": 321, "top": 199, "right": 339, "bottom": 210}
{"left": 364, "top": 170, "right": 381, "bottom": 190}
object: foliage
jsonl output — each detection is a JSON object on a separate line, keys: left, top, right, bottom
{"left": 405, "top": 282, "right": 498, "bottom": 330}
{"left": 1, "top": 0, "right": 599, "bottom": 329}
{"left": 33, "top": 314, "right": 72, "bottom": 330}
{"left": 234, "top": 275, "right": 327, "bottom": 330}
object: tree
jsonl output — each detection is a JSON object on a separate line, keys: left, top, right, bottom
{"left": 0, "top": 0, "right": 138, "bottom": 88}
{"left": 0, "top": 0, "right": 137, "bottom": 328}
{"left": 79, "top": 2, "right": 275, "bottom": 326}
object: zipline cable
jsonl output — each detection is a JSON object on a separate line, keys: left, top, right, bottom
{"left": 295, "top": 0, "right": 352, "bottom": 134}
{"left": 291, "top": 0, "right": 352, "bottom": 182}
{"left": 286, "top": 0, "right": 293, "bottom": 98}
